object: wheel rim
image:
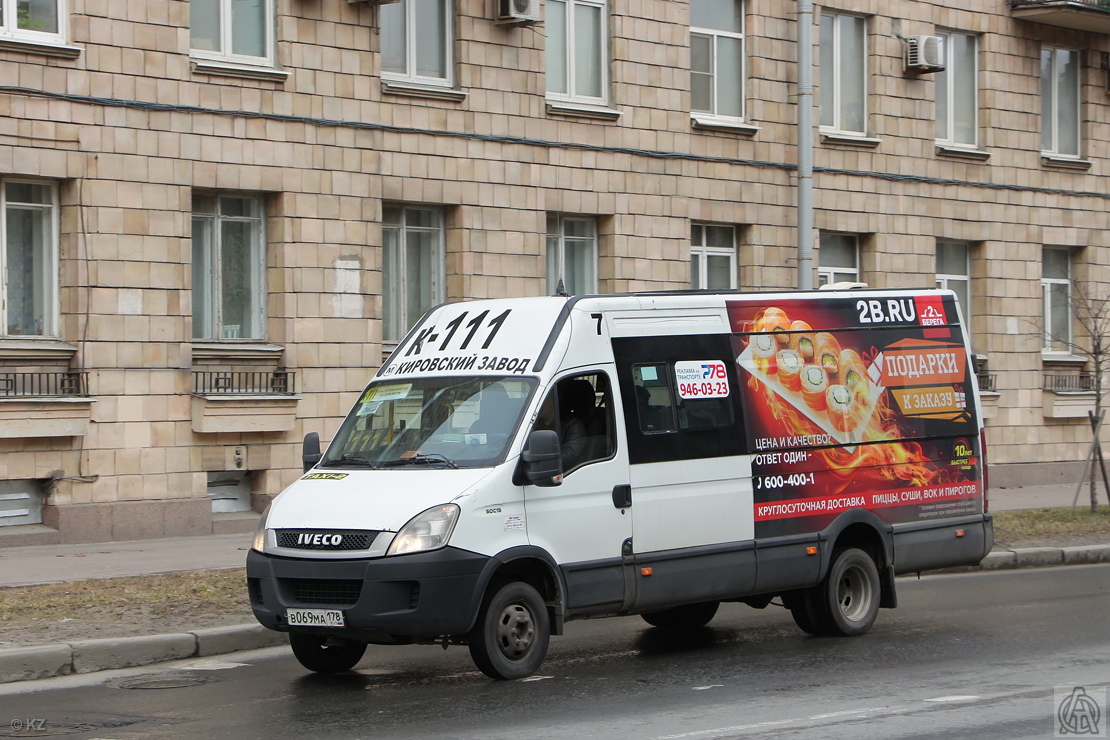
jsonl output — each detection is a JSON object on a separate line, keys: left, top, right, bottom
{"left": 494, "top": 602, "right": 536, "bottom": 660}
{"left": 835, "top": 563, "right": 873, "bottom": 623}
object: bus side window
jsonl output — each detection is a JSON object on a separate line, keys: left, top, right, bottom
{"left": 633, "top": 364, "right": 677, "bottom": 434}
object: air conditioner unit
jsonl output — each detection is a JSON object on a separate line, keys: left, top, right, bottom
{"left": 904, "top": 35, "right": 945, "bottom": 73}
{"left": 496, "top": 0, "right": 541, "bottom": 25}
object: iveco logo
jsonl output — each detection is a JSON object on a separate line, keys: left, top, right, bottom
{"left": 296, "top": 533, "right": 344, "bottom": 547}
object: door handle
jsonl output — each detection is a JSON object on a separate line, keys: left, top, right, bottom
{"left": 612, "top": 484, "right": 632, "bottom": 508}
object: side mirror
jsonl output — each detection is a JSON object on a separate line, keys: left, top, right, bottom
{"left": 302, "top": 432, "right": 322, "bottom": 473}
{"left": 521, "top": 429, "right": 562, "bottom": 487}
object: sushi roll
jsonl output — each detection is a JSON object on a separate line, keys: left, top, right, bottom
{"left": 750, "top": 333, "right": 779, "bottom": 373}
{"left": 754, "top": 307, "right": 792, "bottom": 345}
{"left": 843, "top": 348, "right": 870, "bottom": 401}
{"left": 790, "top": 320, "right": 815, "bottom": 359}
{"left": 815, "top": 333, "right": 842, "bottom": 376}
{"left": 777, "top": 349, "right": 804, "bottom": 392}
{"left": 826, "top": 384, "right": 857, "bottom": 433}
{"left": 799, "top": 364, "right": 829, "bottom": 411}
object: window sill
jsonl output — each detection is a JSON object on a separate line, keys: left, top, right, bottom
{"left": 1042, "top": 389, "right": 1095, "bottom": 420}
{"left": 820, "top": 131, "right": 882, "bottom": 148}
{"left": 0, "top": 339, "right": 78, "bottom": 362}
{"left": 545, "top": 99, "right": 622, "bottom": 121}
{"left": 0, "top": 36, "right": 81, "bottom": 59}
{"left": 0, "top": 396, "right": 94, "bottom": 438}
{"left": 381, "top": 79, "right": 466, "bottom": 102}
{"left": 192, "top": 342, "right": 285, "bottom": 362}
{"left": 1041, "top": 155, "right": 1091, "bottom": 171}
{"left": 691, "top": 114, "right": 759, "bottom": 137}
{"left": 191, "top": 394, "right": 300, "bottom": 434}
{"left": 935, "top": 144, "right": 990, "bottom": 162}
{"left": 191, "top": 58, "right": 290, "bottom": 83}
{"left": 1041, "top": 353, "right": 1088, "bottom": 365}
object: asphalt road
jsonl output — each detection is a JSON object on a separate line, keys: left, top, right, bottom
{"left": 1, "top": 564, "right": 1107, "bottom": 740}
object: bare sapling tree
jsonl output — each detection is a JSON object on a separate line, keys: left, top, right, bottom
{"left": 1047, "top": 282, "right": 1110, "bottom": 512}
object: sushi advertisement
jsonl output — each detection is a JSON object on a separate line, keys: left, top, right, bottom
{"left": 727, "top": 295, "right": 983, "bottom": 538}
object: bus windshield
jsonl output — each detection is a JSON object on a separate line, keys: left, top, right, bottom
{"left": 319, "top": 376, "right": 537, "bottom": 469}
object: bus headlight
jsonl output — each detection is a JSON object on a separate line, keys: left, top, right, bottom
{"left": 251, "top": 508, "right": 270, "bottom": 553}
{"left": 387, "top": 504, "right": 460, "bottom": 556}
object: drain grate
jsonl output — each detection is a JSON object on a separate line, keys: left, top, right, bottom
{"left": 112, "top": 672, "right": 216, "bottom": 690}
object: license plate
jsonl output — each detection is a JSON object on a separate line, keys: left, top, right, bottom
{"left": 286, "top": 608, "right": 345, "bottom": 628}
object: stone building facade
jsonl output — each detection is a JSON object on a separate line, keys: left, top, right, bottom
{"left": 0, "top": 0, "right": 1106, "bottom": 544}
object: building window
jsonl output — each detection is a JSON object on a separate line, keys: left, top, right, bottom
{"left": 936, "top": 31, "right": 978, "bottom": 148}
{"left": 383, "top": 205, "right": 445, "bottom": 342}
{"left": 819, "top": 11, "right": 867, "bottom": 135}
{"left": 690, "top": 0, "right": 744, "bottom": 119}
{"left": 0, "top": 0, "right": 63, "bottom": 41}
{"left": 545, "top": 0, "right": 608, "bottom": 105}
{"left": 1042, "top": 247, "right": 1072, "bottom": 353}
{"left": 817, "top": 233, "right": 859, "bottom": 286}
{"left": 190, "top": 0, "right": 275, "bottom": 67}
{"left": 1041, "top": 46, "right": 1080, "bottom": 158}
{"left": 192, "top": 194, "right": 267, "bottom": 341}
{"left": 690, "top": 223, "right": 736, "bottom": 290}
{"left": 936, "top": 241, "right": 971, "bottom": 332}
{"left": 381, "top": 0, "right": 452, "bottom": 86}
{"left": 2, "top": 181, "right": 58, "bottom": 338}
{"left": 546, "top": 215, "right": 598, "bottom": 295}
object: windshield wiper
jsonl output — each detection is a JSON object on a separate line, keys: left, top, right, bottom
{"left": 321, "top": 455, "right": 380, "bottom": 469}
{"left": 383, "top": 453, "right": 459, "bottom": 469}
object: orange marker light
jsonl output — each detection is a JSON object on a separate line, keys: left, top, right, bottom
{"left": 806, "top": 546, "right": 818, "bottom": 555}
{"left": 641, "top": 567, "right": 654, "bottom": 576}
{"left": 955, "top": 529, "right": 965, "bottom": 537}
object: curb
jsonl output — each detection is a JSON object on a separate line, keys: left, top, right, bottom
{"left": 2, "top": 544, "right": 1109, "bottom": 685}
{"left": 0, "top": 624, "right": 287, "bottom": 685}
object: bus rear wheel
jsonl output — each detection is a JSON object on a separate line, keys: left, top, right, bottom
{"left": 641, "top": 601, "right": 720, "bottom": 629}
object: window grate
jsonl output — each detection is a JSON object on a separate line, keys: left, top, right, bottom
{"left": 0, "top": 371, "right": 88, "bottom": 398}
{"left": 1043, "top": 373, "right": 1095, "bottom": 392}
{"left": 1010, "top": 0, "right": 1108, "bottom": 10}
{"left": 976, "top": 373, "right": 997, "bottom": 393}
{"left": 282, "top": 579, "right": 363, "bottom": 606}
{"left": 192, "top": 370, "right": 296, "bottom": 395}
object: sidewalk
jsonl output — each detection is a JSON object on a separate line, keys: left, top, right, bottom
{"left": 0, "top": 483, "right": 1107, "bottom": 684}
{"left": 0, "top": 482, "right": 1095, "bottom": 589}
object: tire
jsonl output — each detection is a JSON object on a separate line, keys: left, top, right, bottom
{"left": 641, "top": 601, "right": 720, "bottom": 629}
{"left": 289, "top": 633, "right": 367, "bottom": 673}
{"left": 783, "top": 591, "right": 824, "bottom": 636}
{"left": 469, "top": 581, "right": 551, "bottom": 680}
{"left": 813, "top": 548, "right": 881, "bottom": 636}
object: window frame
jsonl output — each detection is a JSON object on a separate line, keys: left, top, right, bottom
{"left": 935, "top": 30, "right": 979, "bottom": 149}
{"left": 935, "top": 240, "right": 972, "bottom": 335}
{"left": 545, "top": 0, "right": 610, "bottom": 107}
{"left": 189, "top": 0, "right": 277, "bottom": 69}
{"left": 0, "top": 0, "right": 66, "bottom": 44}
{"left": 1041, "top": 247, "right": 1073, "bottom": 354}
{"left": 690, "top": 223, "right": 737, "bottom": 290}
{"left": 546, "top": 215, "right": 599, "bottom": 295}
{"left": 689, "top": 0, "right": 746, "bottom": 120}
{"left": 1040, "top": 45, "right": 1081, "bottom": 159}
{"left": 0, "top": 179, "right": 60, "bottom": 339}
{"left": 818, "top": 11, "right": 868, "bottom": 136}
{"left": 191, "top": 193, "right": 268, "bottom": 342}
{"left": 382, "top": 205, "right": 447, "bottom": 343}
{"left": 380, "top": 0, "right": 455, "bottom": 88}
{"left": 817, "top": 232, "right": 860, "bottom": 287}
